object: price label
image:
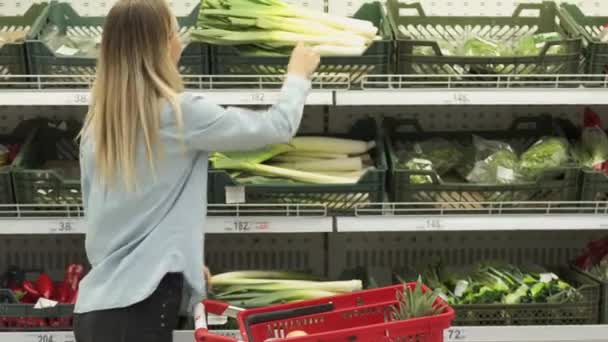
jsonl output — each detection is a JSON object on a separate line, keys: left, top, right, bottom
{"left": 413, "top": 218, "right": 443, "bottom": 231}
{"left": 35, "top": 335, "right": 56, "bottom": 342}
{"left": 241, "top": 92, "right": 266, "bottom": 104}
{"left": 224, "top": 220, "right": 271, "bottom": 233}
{"left": 453, "top": 93, "right": 471, "bottom": 105}
{"left": 25, "top": 332, "right": 75, "bottom": 342}
{"left": 49, "top": 220, "right": 78, "bottom": 234}
{"left": 72, "top": 93, "right": 89, "bottom": 105}
{"left": 214, "top": 330, "right": 242, "bottom": 339}
{"left": 426, "top": 218, "right": 442, "bottom": 229}
{"left": 445, "top": 328, "right": 466, "bottom": 340}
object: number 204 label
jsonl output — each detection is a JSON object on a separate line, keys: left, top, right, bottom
{"left": 25, "top": 332, "right": 75, "bottom": 342}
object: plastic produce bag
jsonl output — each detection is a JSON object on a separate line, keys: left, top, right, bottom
{"left": 513, "top": 32, "right": 563, "bottom": 56}
{"left": 466, "top": 136, "right": 520, "bottom": 184}
{"left": 404, "top": 158, "right": 434, "bottom": 184}
{"left": 520, "top": 137, "right": 569, "bottom": 180}
{"left": 463, "top": 36, "right": 500, "bottom": 57}
{"left": 42, "top": 26, "right": 99, "bottom": 58}
{"left": 580, "top": 108, "right": 608, "bottom": 174}
{"left": 398, "top": 138, "right": 464, "bottom": 178}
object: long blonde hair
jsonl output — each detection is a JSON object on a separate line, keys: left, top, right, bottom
{"left": 81, "top": 0, "right": 184, "bottom": 191}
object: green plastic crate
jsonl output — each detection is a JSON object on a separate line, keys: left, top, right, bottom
{"left": 208, "top": 119, "right": 387, "bottom": 214}
{"left": 0, "top": 136, "right": 19, "bottom": 206}
{"left": 0, "top": 119, "right": 44, "bottom": 212}
{"left": 451, "top": 269, "right": 600, "bottom": 326}
{"left": 387, "top": 0, "right": 583, "bottom": 78}
{"left": 580, "top": 169, "right": 608, "bottom": 202}
{"left": 0, "top": 289, "right": 74, "bottom": 331}
{"left": 573, "top": 266, "right": 608, "bottom": 324}
{"left": 208, "top": 2, "right": 393, "bottom": 88}
{"left": 386, "top": 116, "right": 581, "bottom": 207}
{"left": 561, "top": 4, "right": 608, "bottom": 76}
{"left": 0, "top": 3, "right": 48, "bottom": 83}
{"left": 25, "top": 1, "right": 208, "bottom": 81}
{"left": 11, "top": 121, "right": 81, "bottom": 207}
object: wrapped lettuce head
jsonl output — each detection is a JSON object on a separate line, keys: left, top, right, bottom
{"left": 466, "top": 136, "right": 520, "bottom": 184}
{"left": 397, "top": 138, "right": 464, "bottom": 175}
{"left": 520, "top": 137, "right": 569, "bottom": 180}
{"left": 513, "top": 32, "right": 563, "bottom": 56}
{"left": 463, "top": 36, "right": 500, "bottom": 57}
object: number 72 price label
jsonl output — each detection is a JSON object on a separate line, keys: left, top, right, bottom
{"left": 445, "top": 328, "right": 466, "bottom": 341}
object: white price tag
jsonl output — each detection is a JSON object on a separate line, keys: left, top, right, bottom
{"left": 425, "top": 218, "right": 442, "bottom": 230}
{"left": 240, "top": 92, "right": 267, "bottom": 104}
{"left": 453, "top": 93, "right": 471, "bottom": 105}
{"left": 49, "top": 220, "right": 78, "bottom": 234}
{"left": 497, "top": 166, "right": 515, "bottom": 183}
{"left": 225, "top": 186, "right": 245, "bottom": 204}
{"left": 224, "top": 220, "right": 271, "bottom": 233}
{"left": 454, "top": 280, "right": 469, "bottom": 298}
{"left": 25, "top": 332, "right": 75, "bottom": 342}
{"left": 540, "top": 272, "right": 558, "bottom": 283}
{"left": 445, "top": 328, "right": 466, "bottom": 341}
{"left": 56, "top": 45, "right": 79, "bottom": 56}
{"left": 207, "top": 313, "right": 228, "bottom": 325}
{"left": 34, "top": 298, "right": 58, "bottom": 309}
{"left": 414, "top": 218, "right": 443, "bottom": 230}
{"left": 214, "top": 330, "right": 242, "bottom": 339}
{"left": 71, "top": 93, "right": 90, "bottom": 105}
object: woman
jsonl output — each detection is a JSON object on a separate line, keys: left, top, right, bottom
{"left": 73, "top": 0, "right": 320, "bottom": 341}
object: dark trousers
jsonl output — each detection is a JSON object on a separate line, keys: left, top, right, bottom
{"left": 74, "top": 273, "right": 184, "bottom": 342}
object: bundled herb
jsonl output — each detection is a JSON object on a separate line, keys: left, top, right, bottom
{"left": 392, "top": 277, "right": 446, "bottom": 320}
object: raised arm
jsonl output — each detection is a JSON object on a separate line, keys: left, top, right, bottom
{"left": 180, "top": 44, "right": 320, "bottom": 152}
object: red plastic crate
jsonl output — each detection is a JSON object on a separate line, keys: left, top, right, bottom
{"left": 196, "top": 283, "right": 455, "bottom": 342}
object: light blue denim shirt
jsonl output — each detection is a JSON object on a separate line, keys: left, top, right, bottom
{"left": 75, "top": 75, "right": 311, "bottom": 313}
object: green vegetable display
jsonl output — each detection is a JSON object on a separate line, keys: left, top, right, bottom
{"left": 413, "top": 263, "right": 584, "bottom": 306}
{"left": 397, "top": 133, "right": 569, "bottom": 186}
{"left": 406, "top": 31, "right": 565, "bottom": 59}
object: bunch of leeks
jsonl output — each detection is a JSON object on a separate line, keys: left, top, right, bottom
{"left": 210, "top": 136, "right": 376, "bottom": 185}
{"left": 192, "top": 0, "right": 379, "bottom": 56}
{"left": 211, "top": 270, "right": 363, "bottom": 307}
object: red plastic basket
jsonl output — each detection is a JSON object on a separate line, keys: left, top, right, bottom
{"left": 195, "top": 283, "right": 455, "bottom": 342}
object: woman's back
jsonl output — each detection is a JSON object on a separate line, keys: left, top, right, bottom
{"left": 73, "top": 1, "right": 319, "bottom": 340}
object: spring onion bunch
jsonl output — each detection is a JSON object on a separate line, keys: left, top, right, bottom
{"left": 211, "top": 270, "right": 363, "bottom": 307}
{"left": 210, "top": 136, "right": 376, "bottom": 185}
{"left": 192, "top": 0, "right": 379, "bottom": 56}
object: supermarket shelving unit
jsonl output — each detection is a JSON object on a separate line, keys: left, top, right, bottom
{"left": 3, "top": 325, "right": 608, "bottom": 342}
{"left": 2, "top": 1, "right": 608, "bottom": 342}
{"left": 1, "top": 74, "right": 608, "bottom": 342}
